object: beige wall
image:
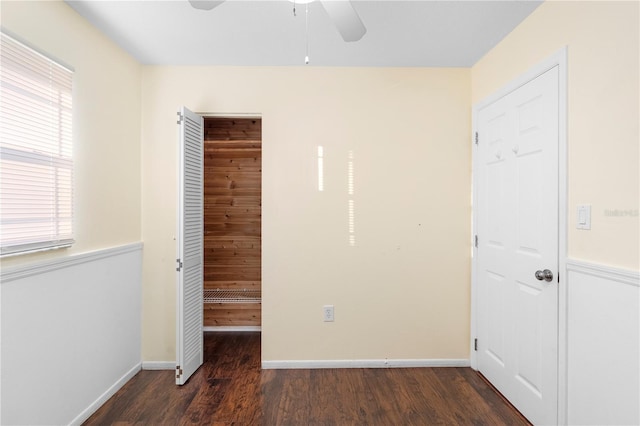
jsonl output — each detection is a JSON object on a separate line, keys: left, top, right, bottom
{"left": 0, "top": 1, "right": 142, "bottom": 268}
{"left": 472, "top": 0, "right": 639, "bottom": 270}
{"left": 9, "top": 0, "right": 635, "bottom": 368}
{"left": 141, "top": 67, "right": 471, "bottom": 362}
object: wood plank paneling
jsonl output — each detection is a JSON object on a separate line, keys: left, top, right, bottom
{"left": 204, "top": 304, "right": 261, "bottom": 326}
{"left": 203, "top": 118, "right": 261, "bottom": 327}
{"left": 204, "top": 268, "right": 261, "bottom": 283}
{"left": 206, "top": 281, "right": 261, "bottom": 290}
{"left": 205, "top": 117, "right": 261, "bottom": 141}
{"left": 205, "top": 197, "right": 261, "bottom": 207}
{"left": 204, "top": 156, "right": 260, "bottom": 171}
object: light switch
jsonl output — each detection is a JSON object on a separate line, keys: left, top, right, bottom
{"left": 577, "top": 205, "right": 591, "bottom": 230}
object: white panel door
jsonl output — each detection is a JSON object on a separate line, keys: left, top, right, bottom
{"left": 476, "top": 66, "right": 559, "bottom": 425}
{"left": 176, "top": 106, "right": 204, "bottom": 385}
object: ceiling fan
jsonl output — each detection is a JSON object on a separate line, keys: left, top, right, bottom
{"left": 187, "top": 0, "right": 367, "bottom": 42}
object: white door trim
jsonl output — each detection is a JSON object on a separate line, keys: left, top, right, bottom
{"left": 470, "top": 47, "right": 568, "bottom": 425}
{"left": 199, "top": 112, "right": 262, "bottom": 119}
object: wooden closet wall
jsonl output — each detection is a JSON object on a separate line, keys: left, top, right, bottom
{"left": 203, "top": 117, "right": 261, "bottom": 327}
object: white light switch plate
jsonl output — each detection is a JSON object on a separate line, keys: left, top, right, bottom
{"left": 577, "top": 205, "right": 591, "bottom": 230}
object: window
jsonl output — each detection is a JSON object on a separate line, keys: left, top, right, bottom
{"left": 0, "top": 32, "right": 74, "bottom": 256}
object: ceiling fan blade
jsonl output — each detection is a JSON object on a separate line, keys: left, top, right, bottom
{"left": 320, "top": 0, "right": 367, "bottom": 42}
{"left": 188, "top": 0, "right": 225, "bottom": 11}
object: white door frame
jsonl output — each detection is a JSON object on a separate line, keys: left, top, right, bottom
{"left": 470, "top": 47, "right": 568, "bottom": 425}
{"left": 194, "top": 111, "right": 263, "bottom": 334}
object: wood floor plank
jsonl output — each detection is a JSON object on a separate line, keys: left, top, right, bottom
{"left": 83, "top": 332, "right": 531, "bottom": 425}
{"left": 268, "top": 370, "right": 313, "bottom": 425}
{"left": 384, "top": 369, "right": 444, "bottom": 425}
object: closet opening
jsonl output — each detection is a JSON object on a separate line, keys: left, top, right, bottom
{"left": 203, "top": 117, "right": 261, "bottom": 330}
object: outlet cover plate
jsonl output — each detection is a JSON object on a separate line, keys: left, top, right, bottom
{"left": 323, "top": 305, "right": 334, "bottom": 322}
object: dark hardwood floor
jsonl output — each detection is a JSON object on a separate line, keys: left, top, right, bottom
{"left": 84, "top": 332, "right": 530, "bottom": 425}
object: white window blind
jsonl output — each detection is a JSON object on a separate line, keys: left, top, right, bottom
{"left": 0, "top": 32, "right": 74, "bottom": 256}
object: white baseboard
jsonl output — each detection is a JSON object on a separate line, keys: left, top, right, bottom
{"left": 203, "top": 326, "right": 261, "bottom": 332}
{"left": 262, "top": 358, "right": 470, "bottom": 370}
{"left": 69, "top": 362, "right": 141, "bottom": 426}
{"left": 142, "top": 361, "right": 175, "bottom": 370}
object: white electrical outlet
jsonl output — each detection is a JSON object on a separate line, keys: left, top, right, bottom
{"left": 323, "top": 305, "right": 334, "bottom": 322}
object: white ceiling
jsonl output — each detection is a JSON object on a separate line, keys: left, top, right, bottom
{"left": 65, "top": 0, "right": 542, "bottom": 67}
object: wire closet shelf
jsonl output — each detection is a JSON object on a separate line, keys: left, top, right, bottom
{"left": 204, "top": 289, "right": 261, "bottom": 304}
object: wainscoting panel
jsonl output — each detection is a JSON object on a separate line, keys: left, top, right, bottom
{"left": 566, "top": 259, "right": 639, "bottom": 426}
{"left": 1, "top": 243, "right": 143, "bottom": 425}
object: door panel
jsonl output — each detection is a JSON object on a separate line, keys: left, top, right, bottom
{"left": 176, "top": 106, "right": 204, "bottom": 385}
{"left": 486, "top": 271, "right": 507, "bottom": 366}
{"left": 477, "top": 66, "right": 559, "bottom": 425}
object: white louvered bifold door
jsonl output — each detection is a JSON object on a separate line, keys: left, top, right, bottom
{"left": 176, "top": 106, "right": 204, "bottom": 385}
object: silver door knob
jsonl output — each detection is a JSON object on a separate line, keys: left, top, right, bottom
{"left": 535, "top": 269, "right": 554, "bottom": 282}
